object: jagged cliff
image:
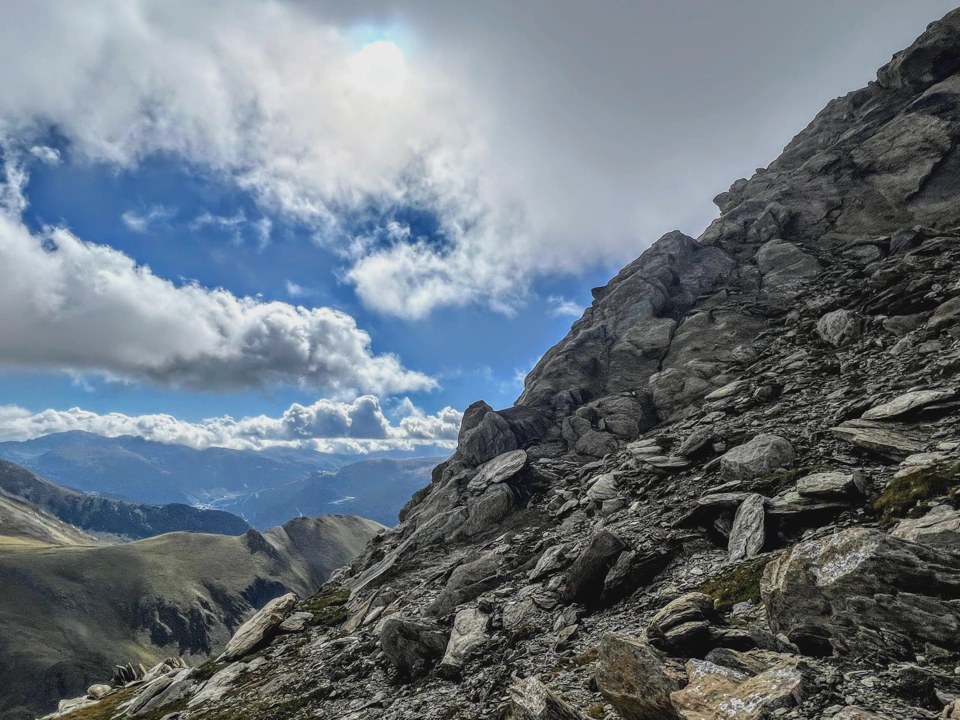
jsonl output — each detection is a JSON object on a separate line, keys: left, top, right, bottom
{"left": 41, "top": 10, "right": 960, "bottom": 720}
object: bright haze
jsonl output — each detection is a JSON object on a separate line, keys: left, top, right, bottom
{"left": 0, "top": 0, "right": 954, "bottom": 455}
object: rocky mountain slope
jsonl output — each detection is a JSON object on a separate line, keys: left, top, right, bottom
{"left": 0, "top": 460, "right": 250, "bottom": 540}
{"left": 0, "top": 513, "right": 382, "bottom": 720}
{"left": 41, "top": 9, "right": 960, "bottom": 720}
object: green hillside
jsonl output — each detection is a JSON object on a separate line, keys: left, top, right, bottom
{"left": 0, "top": 514, "right": 383, "bottom": 719}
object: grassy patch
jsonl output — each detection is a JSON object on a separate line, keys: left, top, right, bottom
{"left": 192, "top": 658, "right": 227, "bottom": 683}
{"left": 54, "top": 687, "right": 190, "bottom": 720}
{"left": 53, "top": 688, "right": 136, "bottom": 720}
{"left": 698, "top": 556, "right": 771, "bottom": 613}
{"left": 587, "top": 703, "right": 607, "bottom": 719}
{"left": 301, "top": 587, "right": 350, "bottom": 628}
{"left": 874, "top": 462, "right": 960, "bottom": 528}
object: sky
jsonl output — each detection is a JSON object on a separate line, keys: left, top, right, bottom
{"left": 0, "top": 0, "right": 956, "bottom": 454}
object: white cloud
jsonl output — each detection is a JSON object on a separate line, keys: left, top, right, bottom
{"left": 29, "top": 145, "right": 61, "bottom": 164}
{"left": 0, "top": 157, "right": 434, "bottom": 395}
{"left": 0, "top": 0, "right": 952, "bottom": 319}
{"left": 121, "top": 204, "right": 176, "bottom": 233}
{"left": 0, "top": 397, "right": 462, "bottom": 453}
{"left": 547, "top": 296, "right": 583, "bottom": 318}
{"left": 285, "top": 280, "right": 314, "bottom": 298}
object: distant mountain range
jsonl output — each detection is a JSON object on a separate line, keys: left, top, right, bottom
{"left": 0, "top": 459, "right": 250, "bottom": 540}
{"left": 0, "top": 432, "right": 448, "bottom": 528}
{"left": 219, "top": 457, "right": 442, "bottom": 528}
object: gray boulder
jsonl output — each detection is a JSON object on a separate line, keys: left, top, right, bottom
{"left": 459, "top": 412, "right": 518, "bottom": 466}
{"left": 647, "top": 592, "right": 717, "bottom": 655}
{"left": 509, "top": 676, "right": 589, "bottom": 720}
{"left": 380, "top": 618, "right": 449, "bottom": 680}
{"left": 928, "top": 296, "right": 960, "bottom": 331}
{"left": 574, "top": 429, "right": 620, "bottom": 458}
{"left": 562, "top": 531, "right": 628, "bottom": 608}
{"left": 430, "top": 551, "right": 504, "bottom": 617}
{"left": 861, "top": 388, "right": 956, "bottom": 419}
{"left": 595, "top": 634, "right": 684, "bottom": 720}
{"left": 892, "top": 505, "right": 960, "bottom": 550}
{"left": 720, "top": 434, "right": 796, "bottom": 481}
{"left": 600, "top": 547, "right": 674, "bottom": 607}
{"left": 762, "top": 528, "right": 960, "bottom": 657}
{"left": 458, "top": 400, "right": 493, "bottom": 443}
{"left": 756, "top": 239, "right": 821, "bottom": 297}
{"left": 817, "top": 309, "right": 862, "bottom": 347}
{"left": 458, "top": 483, "right": 518, "bottom": 538}
{"left": 795, "top": 471, "right": 864, "bottom": 498}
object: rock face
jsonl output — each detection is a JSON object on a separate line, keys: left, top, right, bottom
{"left": 762, "top": 528, "right": 960, "bottom": 658}
{"left": 41, "top": 11, "right": 960, "bottom": 720}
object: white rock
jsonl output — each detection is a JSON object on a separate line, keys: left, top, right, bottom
{"left": 467, "top": 450, "right": 528, "bottom": 492}
{"left": 439, "top": 608, "right": 489, "bottom": 670}
{"left": 729, "top": 494, "right": 766, "bottom": 561}
{"left": 586, "top": 473, "right": 619, "bottom": 502}
{"left": 862, "top": 389, "right": 955, "bottom": 419}
{"left": 222, "top": 592, "right": 297, "bottom": 661}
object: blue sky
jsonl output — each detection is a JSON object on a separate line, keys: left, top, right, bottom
{"left": 0, "top": 137, "right": 615, "bottom": 449}
{"left": 0, "top": 0, "right": 956, "bottom": 454}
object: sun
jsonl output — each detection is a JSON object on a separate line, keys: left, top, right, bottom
{"left": 347, "top": 40, "right": 408, "bottom": 98}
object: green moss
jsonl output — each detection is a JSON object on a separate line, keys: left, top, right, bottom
{"left": 874, "top": 462, "right": 960, "bottom": 528}
{"left": 754, "top": 465, "right": 830, "bottom": 494}
{"left": 698, "top": 556, "right": 771, "bottom": 613}
{"left": 301, "top": 587, "right": 350, "bottom": 628}
{"left": 572, "top": 647, "right": 599, "bottom": 667}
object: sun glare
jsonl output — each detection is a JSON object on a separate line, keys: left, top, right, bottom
{"left": 347, "top": 40, "right": 408, "bottom": 98}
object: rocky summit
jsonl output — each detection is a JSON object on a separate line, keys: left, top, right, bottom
{"left": 43, "top": 10, "right": 960, "bottom": 720}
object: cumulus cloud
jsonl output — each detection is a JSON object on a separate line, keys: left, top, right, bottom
{"left": 0, "top": 0, "right": 953, "bottom": 318}
{"left": 0, "top": 396, "right": 462, "bottom": 453}
{"left": 0, "top": 158, "right": 434, "bottom": 395}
